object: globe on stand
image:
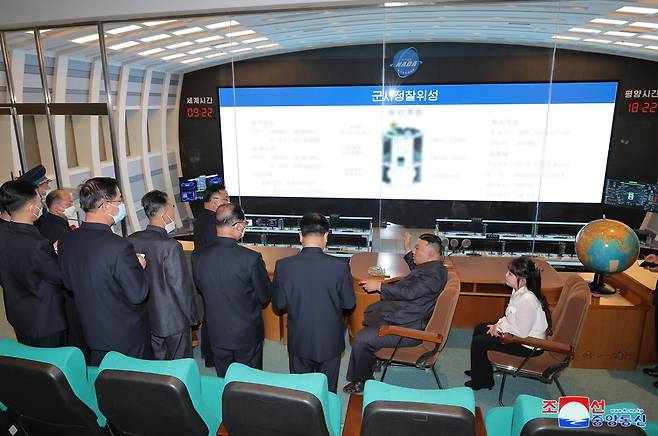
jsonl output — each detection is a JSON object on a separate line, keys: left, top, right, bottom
{"left": 575, "top": 219, "right": 640, "bottom": 295}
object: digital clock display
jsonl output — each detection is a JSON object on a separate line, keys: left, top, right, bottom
{"left": 626, "top": 101, "right": 657, "bottom": 114}
{"left": 186, "top": 106, "right": 214, "bottom": 119}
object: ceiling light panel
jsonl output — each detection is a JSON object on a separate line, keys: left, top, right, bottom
{"left": 162, "top": 53, "right": 186, "bottom": 60}
{"left": 166, "top": 41, "right": 193, "bottom": 49}
{"left": 72, "top": 34, "right": 99, "bottom": 44}
{"left": 638, "top": 34, "right": 658, "bottom": 40}
{"left": 188, "top": 47, "right": 212, "bottom": 54}
{"left": 206, "top": 20, "right": 241, "bottom": 30}
{"left": 196, "top": 35, "right": 224, "bottom": 43}
{"left": 256, "top": 43, "right": 280, "bottom": 49}
{"left": 614, "top": 41, "right": 643, "bottom": 47}
{"left": 215, "top": 42, "right": 239, "bottom": 49}
{"left": 107, "top": 24, "right": 141, "bottom": 35}
{"left": 140, "top": 33, "right": 171, "bottom": 42}
{"left": 616, "top": 6, "right": 658, "bottom": 15}
{"left": 646, "top": 45, "right": 658, "bottom": 50}
{"left": 604, "top": 31, "right": 637, "bottom": 37}
{"left": 138, "top": 47, "right": 166, "bottom": 56}
{"left": 232, "top": 47, "right": 253, "bottom": 53}
{"left": 143, "top": 20, "right": 176, "bottom": 27}
{"left": 172, "top": 27, "right": 204, "bottom": 36}
{"left": 590, "top": 18, "right": 628, "bottom": 25}
{"left": 205, "top": 52, "right": 227, "bottom": 58}
{"left": 552, "top": 35, "right": 580, "bottom": 40}
{"left": 243, "top": 37, "right": 269, "bottom": 44}
{"left": 569, "top": 28, "right": 601, "bottom": 34}
{"left": 630, "top": 22, "right": 658, "bottom": 29}
{"left": 583, "top": 38, "right": 612, "bottom": 44}
{"left": 181, "top": 57, "right": 203, "bottom": 64}
{"left": 226, "top": 30, "right": 256, "bottom": 38}
{"left": 109, "top": 41, "right": 140, "bottom": 50}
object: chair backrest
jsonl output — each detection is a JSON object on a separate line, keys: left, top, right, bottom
{"left": 95, "top": 351, "right": 217, "bottom": 436}
{"left": 547, "top": 276, "right": 591, "bottom": 351}
{"left": 361, "top": 381, "right": 475, "bottom": 436}
{"left": 551, "top": 275, "right": 586, "bottom": 327}
{"left": 423, "top": 271, "right": 461, "bottom": 351}
{"left": 222, "top": 363, "right": 336, "bottom": 436}
{"left": 0, "top": 339, "right": 106, "bottom": 436}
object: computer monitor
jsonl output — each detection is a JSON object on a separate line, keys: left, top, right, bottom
{"left": 603, "top": 179, "right": 658, "bottom": 213}
{"left": 179, "top": 174, "right": 224, "bottom": 202}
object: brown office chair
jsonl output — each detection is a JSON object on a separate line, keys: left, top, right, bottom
{"left": 375, "top": 271, "right": 461, "bottom": 388}
{"left": 488, "top": 274, "right": 591, "bottom": 406}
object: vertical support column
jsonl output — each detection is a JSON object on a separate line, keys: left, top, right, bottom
{"left": 158, "top": 72, "right": 182, "bottom": 226}
{"left": 88, "top": 60, "right": 102, "bottom": 177}
{"left": 139, "top": 68, "right": 154, "bottom": 192}
{"left": 34, "top": 28, "right": 64, "bottom": 188}
{"left": 98, "top": 22, "right": 127, "bottom": 236}
{"left": 169, "top": 74, "right": 192, "bottom": 220}
{"left": 0, "top": 32, "right": 27, "bottom": 175}
{"left": 50, "top": 55, "right": 71, "bottom": 187}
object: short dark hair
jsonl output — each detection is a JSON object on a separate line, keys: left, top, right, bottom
{"left": 202, "top": 185, "right": 226, "bottom": 203}
{"left": 79, "top": 177, "right": 119, "bottom": 212}
{"left": 2, "top": 179, "right": 38, "bottom": 214}
{"left": 215, "top": 203, "right": 245, "bottom": 227}
{"left": 45, "top": 189, "right": 66, "bottom": 209}
{"left": 141, "top": 190, "right": 168, "bottom": 219}
{"left": 300, "top": 212, "right": 329, "bottom": 236}
{"left": 418, "top": 233, "right": 442, "bottom": 255}
{"left": 0, "top": 181, "right": 10, "bottom": 214}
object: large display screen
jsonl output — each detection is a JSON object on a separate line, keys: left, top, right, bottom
{"left": 218, "top": 82, "right": 617, "bottom": 203}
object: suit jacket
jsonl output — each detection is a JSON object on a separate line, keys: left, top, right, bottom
{"left": 192, "top": 237, "right": 271, "bottom": 349}
{"left": 193, "top": 208, "right": 217, "bottom": 251}
{"left": 0, "top": 222, "right": 66, "bottom": 338}
{"left": 58, "top": 222, "right": 149, "bottom": 353}
{"left": 0, "top": 219, "right": 8, "bottom": 233}
{"left": 366, "top": 252, "right": 447, "bottom": 328}
{"left": 273, "top": 247, "right": 355, "bottom": 361}
{"left": 128, "top": 225, "right": 198, "bottom": 337}
{"left": 39, "top": 213, "right": 71, "bottom": 244}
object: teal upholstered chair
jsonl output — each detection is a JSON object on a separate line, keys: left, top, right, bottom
{"left": 95, "top": 351, "right": 223, "bottom": 436}
{"left": 222, "top": 362, "right": 341, "bottom": 436}
{"left": 358, "top": 380, "right": 478, "bottom": 436}
{"left": 486, "top": 394, "right": 649, "bottom": 436}
{"left": 0, "top": 338, "right": 107, "bottom": 435}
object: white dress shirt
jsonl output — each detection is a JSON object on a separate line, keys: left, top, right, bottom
{"left": 496, "top": 286, "right": 548, "bottom": 347}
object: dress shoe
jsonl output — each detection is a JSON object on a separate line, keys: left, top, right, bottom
{"left": 464, "top": 369, "right": 472, "bottom": 377}
{"left": 464, "top": 380, "right": 493, "bottom": 391}
{"left": 343, "top": 381, "right": 365, "bottom": 394}
{"left": 642, "top": 365, "right": 658, "bottom": 377}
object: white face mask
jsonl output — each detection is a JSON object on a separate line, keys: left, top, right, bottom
{"left": 63, "top": 205, "right": 76, "bottom": 219}
{"left": 31, "top": 204, "right": 43, "bottom": 221}
{"left": 163, "top": 213, "right": 176, "bottom": 234}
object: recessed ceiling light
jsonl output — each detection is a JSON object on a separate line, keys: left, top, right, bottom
{"left": 384, "top": 2, "right": 409, "bottom": 6}
{"left": 25, "top": 29, "right": 52, "bottom": 34}
{"left": 172, "top": 27, "right": 204, "bottom": 36}
{"left": 196, "top": 35, "right": 224, "bottom": 43}
{"left": 166, "top": 41, "right": 193, "bottom": 49}
{"left": 107, "top": 25, "right": 141, "bottom": 35}
{"left": 226, "top": 30, "right": 256, "bottom": 38}
{"left": 143, "top": 20, "right": 176, "bottom": 27}
{"left": 214, "top": 42, "right": 239, "bottom": 49}
{"left": 72, "top": 34, "right": 99, "bottom": 44}
{"left": 188, "top": 47, "right": 212, "bottom": 54}
{"left": 616, "top": 6, "right": 658, "bottom": 15}
{"left": 205, "top": 52, "right": 227, "bottom": 58}
{"left": 162, "top": 53, "right": 186, "bottom": 60}
{"left": 551, "top": 35, "right": 580, "bottom": 41}
{"left": 630, "top": 22, "right": 658, "bottom": 29}
{"left": 138, "top": 47, "right": 166, "bottom": 56}
{"left": 181, "top": 57, "right": 203, "bottom": 64}
{"left": 604, "top": 31, "right": 637, "bottom": 37}
{"left": 242, "top": 37, "right": 269, "bottom": 44}
{"left": 206, "top": 20, "right": 241, "bottom": 30}
{"left": 109, "top": 41, "right": 140, "bottom": 50}
{"left": 140, "top": 33, "right": 171, "bottom": 42}
{"left": 646, "top": 45, "right": 658, "bottom": 50}
{"left": 569, "top": 27, "right": 601, "bottom": 34}
{"left": 256, "top": 43, "right": 280, "bottom": 49}
{"left": 614, "top": 41, "right": 643, "bottom": 47}
{"left": 589, "top": 18, "right": 628, "bottom": 25}
{"left": 584, "top": 38, "right": 612, "bottom": 44}
{"left": 231, "top": 47, "right": 253, "bottom": 53}
{"left": 638, "top": 34, "right": 658, "bottom": 40}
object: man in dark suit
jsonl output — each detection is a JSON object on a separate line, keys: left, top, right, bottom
{"left": 193, "top": 185, "right": 229, "bottom": 367}
{"left": 193, "top": 203, "right": 271, "bottom": 377}
{"left": 343, "top": 233, "right": 448, "bottom": 394}
{"left": 0, "top": 180, "right": 66, "bottom": 347}
{"left": 273, "top": 213, "right": 355, "bottom": 392}
{"left": 640, "top": 253, "right": 658, "bottom": 388}
{"left": 58, "top": 177, "right": 150, "bottom": 366}
{"left": 39, "top": 189, "right": 76, "bottom": 243}
{"left": 18, "top": 165, "right": 52, "bottom": 228}
{"left": 129, "top": 190, "right": 198, "bottom": 360}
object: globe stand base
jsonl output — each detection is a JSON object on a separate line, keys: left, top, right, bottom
{"left": 588, "top": 273, "right": 617, "bottom": 295}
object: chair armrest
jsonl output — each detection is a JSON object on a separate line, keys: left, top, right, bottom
{"left": 475, "top": 407, "right": 487, "bottom": 436}
{"left": 341, "top": 394, "right": 363, "bottom": 436}
{"left": 499, "top": 334, "right": 573, "bottom": 356}
{"left": 378, "top": 325, "right": 443, "bottom": 344}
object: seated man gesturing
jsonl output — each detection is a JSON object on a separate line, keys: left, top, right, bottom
{"left": 343, "top": 232, "right": 448, "bottom": 394}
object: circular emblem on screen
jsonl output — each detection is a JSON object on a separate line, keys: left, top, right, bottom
{"left": 390, "top": 47, "right": 422, "bottom": 78}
